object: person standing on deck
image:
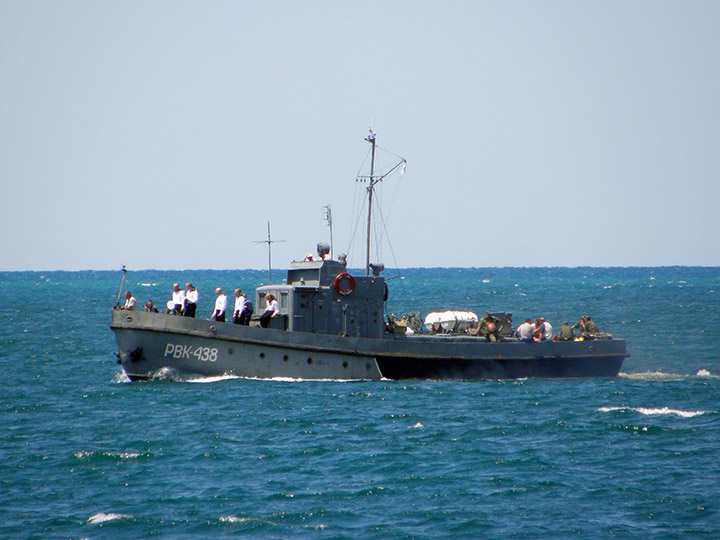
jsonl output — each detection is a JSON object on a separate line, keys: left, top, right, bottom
{"left": 478, "top": 311, "right": 500, "bottom": 342}
{"left": 184, "top": 282, "right": 198, "bottom": 318}
{"left": 171, "top": 283, "right": 185, "bottom": 315}
{"left": 232, "top": 288, "right": 247, "bottom": 325}
{"left": 240, "top": 294, "right": 253, "bottom": 325}
{"left": 211, "top": 288, "right": 227, "bottom": 322}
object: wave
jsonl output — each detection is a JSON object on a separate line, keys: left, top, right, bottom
{"left": 190, "top": 375, "right": 364, "bottom": 383}
{"left": 218, "top": 515, "right": 278, "bottom": 527}
{"left": 87, "top": 512, "right": 133, "bottom": 524}
{"left": 112, "top": 370, "right": 131, "bottom": 383}
{"left": 74, "top": 450, "right": 144, "bottom": 460}
{"left": 219, "top": 516, "right": 254, "bottom": 524}
{"left": 187, "top": 374, "right": 241, "bottom": 384}
{"left": 598, "top": 406, "right": 713, "bottom": 418}
{"left": 243, "top": 376, "right": 368, "bottom": 383}
{"left": 619, "top": 369, "right": 718, "bottom": 380}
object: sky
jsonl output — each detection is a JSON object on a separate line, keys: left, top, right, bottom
{"left": 2, "top": 1, "right": 719, "bottom": 271}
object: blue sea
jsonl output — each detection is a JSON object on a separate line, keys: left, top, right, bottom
{"left": 1, "top": 267, "right": 719, "bottom": 539}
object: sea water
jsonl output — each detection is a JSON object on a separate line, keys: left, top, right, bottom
{"left": 1, "top": 267, "right": 718, "bottom": 539}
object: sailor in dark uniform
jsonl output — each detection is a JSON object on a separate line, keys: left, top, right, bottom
{"left": 558, "top": 321, "right": 574, "bottom": 340}
{"left": 232, "top": 288, "right": 246, "bottom": 324}
{"left": 584, "top": 316, "right": 599, "bottom": 334}
{"left": 478, "top": 311, "right": 500, "bottom": 342}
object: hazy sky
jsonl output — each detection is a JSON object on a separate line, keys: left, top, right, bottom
{"left": 2, "top": 1, "right": 719, "bottom": 271}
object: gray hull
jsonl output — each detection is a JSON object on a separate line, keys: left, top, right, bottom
{"left": 111, "top": 310, "right": 627, "bottom": 381}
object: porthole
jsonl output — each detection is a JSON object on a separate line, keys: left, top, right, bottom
{"left": 343, "top": 361, "right": 348, "bottom": 368}
{"left": 260, "top": 352, "right": 265, "bottom": 359}
{"left": 283, "top": 355, "right": 289, "bottom": 362}
{"left": 307, "top": 357, "right": 313, "bottom": 365}
{"left": 228, "top": 348, "right": 234, "bottom": 355}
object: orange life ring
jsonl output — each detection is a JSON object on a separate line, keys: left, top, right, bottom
{"left": 334, "top": 272, "right": 355, "bottom": 296}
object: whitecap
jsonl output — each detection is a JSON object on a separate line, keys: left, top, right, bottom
{"left": 219, "top": 516, "right": 252, "bottom": 524}
{"left": 598, "top": 406, "right": 710, "bottom": 418}
{"left": 74, "top": 450, "right": 143, "bottom": 460}
{"left": 219, "top": 515, "right": 277, "bottom": 527}
{"left": 410, "top": 422, "right": 424, "bottom": 429}
{"left": 619, "top": 371, "right": 687, "bottom": 381}
{"left": 620, "top": 370, "right": 719, "bottom": 381}
{"left": 87, "top": 512, "right": 132, "bottom": 524}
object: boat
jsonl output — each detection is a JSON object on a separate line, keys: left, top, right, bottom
{"left": 111, "top": 131, "right": 628, "bottom": 381}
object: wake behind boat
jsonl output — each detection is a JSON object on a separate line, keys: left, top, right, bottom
{"left": 111, "top": 131, "right": 628, "bottom": 381}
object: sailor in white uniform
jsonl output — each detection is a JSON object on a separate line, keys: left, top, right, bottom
{"left": 259, "top": 293, "right": 279, "bottom": 328}
{"left": 121, "top": 291, "right": 136, "bottom": 311}
{"left": 211, "top": 287, "right": 227, "bottom": 322}
{"left": 184, "top": 282, "right": 198, "bottom": 318}
{"left": 171, "top": 283, "right": 185, "bottom": 315}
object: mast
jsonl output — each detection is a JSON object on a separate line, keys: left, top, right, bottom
{"left": 357, "top": 128, "right": 406, "bottom": 277}
{"left": 365, "top": 129, "right": 376, "bottom": 276}
{"left": 254, "top": 222, "right": 284, "bottom": 284}
{"left": 324, "top": 205, "right": 334, "bottom": 259}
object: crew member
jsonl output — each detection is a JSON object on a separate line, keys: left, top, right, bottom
{"left": 211, "top": 288, "right": 227, "bottom": 322}
{"left": 514, "top": 318, "right": 534, "bottom": 341}
{"left": 536, "top": 317, "right": 553, "bottom": 341}
{"left": 171, "top": 283, "right": 185, "bottom": 315}
{"left": 478, "top": 311, "right": 500, "bottom": 342}
{"left": 184, "top": 282, "right": 198, "bottom": 318}
{"left": 572, "top": 316, "right": 588, "bottom": 334}
{"left": 120, "top": 291, "right": 136, "bottom": 310}
{"left": 584, "top": 316, "right": 599, "bottom": 334}
{"left": 558, "top": 321, "right": 574, "bottom": 341}
{"left": 240, "top": 296, "right": 253, "bottom": 325}
{"left": 144, "top": 299, "right": 158, "bottom": 313}
{"left": 259, "top": 293, "right": 279, "bottom": 328}
{"left": 232, "top": 288, "right": 247, "bottom": 325}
